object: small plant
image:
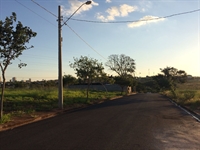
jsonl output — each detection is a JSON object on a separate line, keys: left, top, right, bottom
{"left": 26, "top": 109, "right": 35, "bottom": 115}
{"left": 11, "top": 110, "right": 25, "bottom": 116}
{"left": 183, "top": 90, "right": 196, "bottom": 100}
{"left": 0, "top": 113, "right": 11, "bottom": 124}
{"left": 177, "top": 90, "right": 196, "bottom": 104}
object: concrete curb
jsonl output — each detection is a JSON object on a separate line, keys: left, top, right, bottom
{"left": 168, "top": 98, "right": 200, "bottom": 122}
{"left": 0, "top": 93, "right": 136, "bottom": 132}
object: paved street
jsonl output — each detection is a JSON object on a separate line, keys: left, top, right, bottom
{"left": 0, "top": 93, "right": 199, "bottom": 150}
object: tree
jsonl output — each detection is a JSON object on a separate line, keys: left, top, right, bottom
{"left": 112, "top": 74, "right": 136, "bottom": 94}
{"left": 105, "top": 54, "right": 136, "bottom": 77}
{"left": 113, "top": 76, "right": 130, "bottom": 94}
{"left": 70, "top": 56, "right": 104, "bottom": 99}
{"left": 63, "top": 74, "right": 77, "bottom": 86}
{"left": 153, "top": 67, "right": 187, "bottom": 95}
{"left": 0, "top": 12, "right": 37, "bottom": 119}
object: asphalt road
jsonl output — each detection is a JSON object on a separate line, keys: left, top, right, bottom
{"left": 0, "top": 93, "right": 200, "bottom": 150}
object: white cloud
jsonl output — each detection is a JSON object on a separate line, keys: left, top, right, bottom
{"left": 61, "top": 0, "right": 98, "bottom": 16}
{"left": 127, "top": 16, "right": 165, "bottom": 28}
{"left": 138, "top": 0, "right": 152, "bottom": 12}
{"left": 106, "top": 0, "right": 112, "bottom": 3}
{"left": 120, "top": 4, "right": 137, "bottom": 17}
{"left": 97, "top": 4, "right": 137, "bottom": 22}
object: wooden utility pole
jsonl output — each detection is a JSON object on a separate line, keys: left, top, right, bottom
{"left": 58, "top": 5, "right": 63, "bottom": 109}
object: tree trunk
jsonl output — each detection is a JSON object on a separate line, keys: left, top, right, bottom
{"left": 0, "top": 71, "right": 5, "bottom": 120}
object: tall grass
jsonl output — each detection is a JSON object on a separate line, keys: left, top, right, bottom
{"left": 163, "top": 79, "right": 200, "bottom": 111}
{"left": 3, "top": 87, "right": 122, "bottom": 113}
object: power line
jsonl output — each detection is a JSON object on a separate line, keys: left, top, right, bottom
{"left": 67, "top": 8, "right": 200, "bottom": 23}
{"left": 30, "top": 0, "right": 200, "bottom": 24}
{"left": 66, "top": 24, "right": 107, "bottom": 61}
{"left": 15, "top": 1, "right": 106, "bottom": 62}
{"left": 31, "top": 0, "right": 57, "bottom": 18}
{"left": 15, "top": 0, "right": 56, "bottom": 27}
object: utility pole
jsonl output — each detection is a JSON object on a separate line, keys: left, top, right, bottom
{"left": 58, "top": 5, "right": 63, "bottom": 109}
{"left": 57, "top": 1, "right": 92, "bottom": 109}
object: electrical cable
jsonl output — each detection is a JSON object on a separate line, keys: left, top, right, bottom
{"left": 30, "top": 0, "right": 200, "bottom": 24}
{"left": 15, "top": 0, "right": 107, "bottom": 62}
{"left": 66, "top": 24, "right": 108, "bottom": 61}
{"left": 62, "top": 3, "right": 86, "bottom": 26}
{"left": 66, "top": 8, "right": 200, "bottom": 23}
{"left": 31, "top": 0, "right": 57, "bottom": 18}
{"left": 15, "top": 0, "right": 56, "bottom": 27}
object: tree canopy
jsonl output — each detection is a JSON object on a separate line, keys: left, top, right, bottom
{"left": 0, "top": 12, "right": 37, "bottom": 119}
{"left": 70, "top": 56, "right": 104, "bottom": 83}
{"left": 105, "top": 54, "right": 136, "bottom": 77}
{"left": 153, "top": 66, "right": 187, "bottom": 93}
{"left": 70, "top": 56, "right": 105, "bottom": 99}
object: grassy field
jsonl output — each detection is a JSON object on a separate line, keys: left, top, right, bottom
{"left": 1, "top": 79, "right": 200, "bottom": 123}
{"left": 3, "top": 87, "right": 123, "bottom": 113}
{"left": 1, "top": 87, "right": 124, "bottom": 123}
{"left": 163, "top": 79, "right": 200, "bottom": 111}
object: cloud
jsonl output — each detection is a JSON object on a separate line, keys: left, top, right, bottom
{"left": 138, "top": 0, "right": 152, "bottom": 12}
{"left": 127, "top": 16, "right": 165, "bottom": 28}
{"left": 97, "top": 4, "right": 138, "bottom": 22}
{"left": 61, "top": 0, "right": 98, "bottom": 16}
{"left": 106, "top": 0, "right": 112, "bottom": 3}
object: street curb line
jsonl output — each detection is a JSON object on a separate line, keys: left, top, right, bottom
{"left": 167, "top": 98, "right": 200, "bottom": 122}
{"left": 0, "top": 93, "right": 137, "bottom": 132}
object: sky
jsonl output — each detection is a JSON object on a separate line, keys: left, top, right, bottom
{"left": 0, "top": 0, "right": 200, "bottom": 81}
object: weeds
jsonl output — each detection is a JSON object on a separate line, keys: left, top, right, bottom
{"left": 3, "top": 88, "right": 122, "bottom": 113}
{"left": 162, "top": 78, "right": 200, "bottom": 111}
{"left": 0, "top": 113, "right": 11, "bottom": 124}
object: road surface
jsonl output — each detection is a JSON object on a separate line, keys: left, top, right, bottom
{"left": 0, "top": 93, "right": 199, "bottom": 150}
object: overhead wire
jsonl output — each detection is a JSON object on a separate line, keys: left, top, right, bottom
{"left": 12, "top": 1, "right": 200, "bottom": 77}
{"left": 29, "top": 0, "right": 107, "bottom": 61}
{"left": 66, "top": 24, "right": 107, "bottom": 61}
{"left": 67, "top": 8, "right": 200, "bottom": 23}
{"left": 14, "top": 0, "right": 107, "bottom": 64}
{"left": 30, "top": 0, "right": 200, "bottom": 25}
{"left": 15, "top": 0, "right": 56, "bottom": 27}
{"left": 28, "top": 0, "right": 200, "bottom": 62}
{"left": 31, "top": 0, "right": 57, "bottom": 18}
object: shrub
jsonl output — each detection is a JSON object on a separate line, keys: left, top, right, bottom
{"left": 0, "top": 113, "right": 11, "bottom": 124}
{"left": 183, "top": 90, "right": 196, "bottom": 100}
{"left": 175, "top": 90, "right": 196, "bottom": 104}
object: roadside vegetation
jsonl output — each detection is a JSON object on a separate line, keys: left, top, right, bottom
{"left": 0, "top": 88, "right": 124, "bottom": 124}
{"left": 135, "top": 68, "right": 200, "bottom": 113}
{"left": 163, "top": 80, "right": 200, "bottom": 111}
{"left": 1, "top": 12, "right": 199, "bottom": 125}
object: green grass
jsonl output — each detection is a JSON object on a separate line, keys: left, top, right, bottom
{"left": 3, "top": 87, "right": 123, "bottom": 114}
{"left": 163, "top": 79, "right": 200, "bottom": 111}
{"left": 0, "top": 113, "right": 11, "bottom": 124}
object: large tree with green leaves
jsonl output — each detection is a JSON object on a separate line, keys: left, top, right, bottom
{"left": 70, "top": 56, "right": 104, "bottom": 99}
{"left": 153, "top": 66, "right": 187, "bottom": 95}
{"left": 105, "top": 54, "right": 136, "bottom": 77}
{"left": 0, "top": 12, "right": 37, "bottom": 119}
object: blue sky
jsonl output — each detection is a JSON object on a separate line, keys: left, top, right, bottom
{"left": 0, "top": 0, "right": 200, "bottom": 81}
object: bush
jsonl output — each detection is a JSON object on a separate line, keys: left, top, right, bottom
{"left": 183, "top": 90, "right": 196, "bottom": 100}
{"left": 0, "top": 113, "right": 11, "bottom": 124}
{"left": 176, "top": 90, "right": 196, "bottom": 104}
